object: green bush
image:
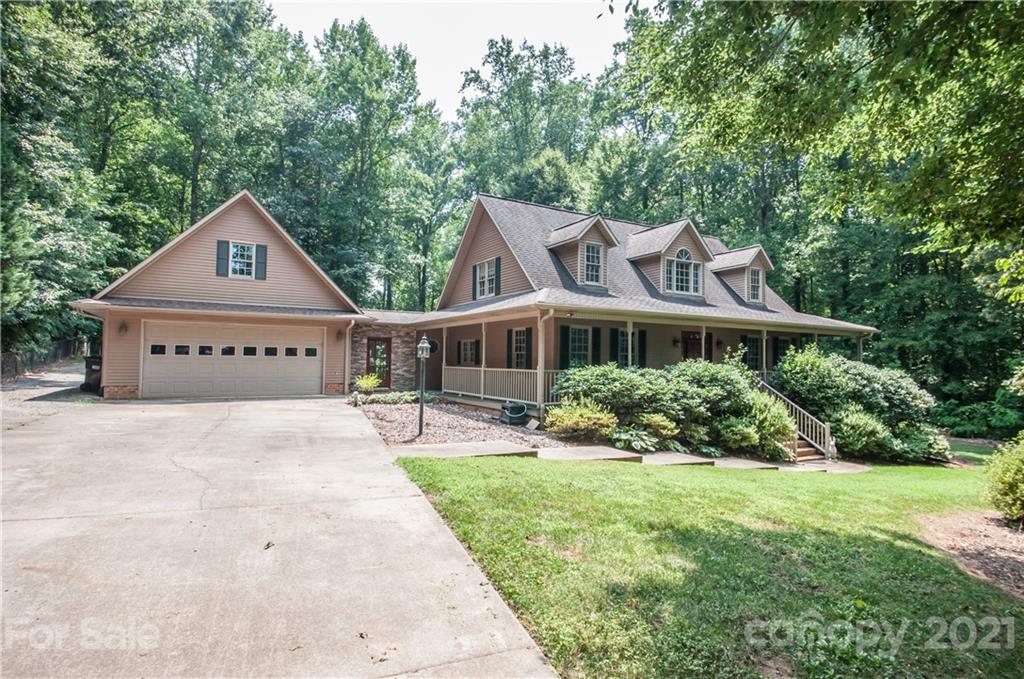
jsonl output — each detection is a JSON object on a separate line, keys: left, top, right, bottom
{"left": 610, "top": 426, "right": 660, "bottom": 452}
{"left": 933, "top": 392, "right": 1024, "bottom": 440}
{"left": 355, "top": 373, "right": 381, "bottom": 394}
{"left": 552, "top": 364, "right": 670, "bottom": 419}
{"left": 986, "top": 434, "right": 1024, "bottom": 527}
{"left": 833, "top": 405, "right": 897, "bottom": 459}
{"left": 544, "top": 397, "right": 618, "bottom": 440}
{"left": 893, "top": 423, "right": 951, "bottom": 463}
{"left": 771, "top": 345, "right": 850, "bottom": 416}
{"left": 635, "top": 413, "right": 679, "bottom": 439}
{"left": 748, "top": 390, "right": 797, "bottom": 461}
{"left": 716, "top": 416, "right": 758, "bottom": 450}
{"left": 356, "top": 390, "right": 438, "bottom": 405}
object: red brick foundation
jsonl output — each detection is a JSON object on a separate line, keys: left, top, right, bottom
{"left": 102, "top": 385, "right": 139, "bottom": 400}
{"left": 324, "top": 383, "right": 347, "bottom": 395}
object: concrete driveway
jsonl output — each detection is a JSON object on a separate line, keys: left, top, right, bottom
{"left": 2, "top": 392, "right": 553, "bottom": 678}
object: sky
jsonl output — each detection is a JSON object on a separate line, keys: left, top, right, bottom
{"left": 267, "top": 0, "right": 645, "bottom": 120}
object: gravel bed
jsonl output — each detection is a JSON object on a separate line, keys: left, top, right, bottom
{"left": 921, "top": 510, "right": 1024, "bottom": 600}
{"left": 359, "top": 401, "right": 569, "bottom": 448}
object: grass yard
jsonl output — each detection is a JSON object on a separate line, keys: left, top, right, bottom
{"left": 948, "top": 439, "right": 999, "bottom": 465}
{"left": 399, "top": 458, "right": 1023, "bottom": 678}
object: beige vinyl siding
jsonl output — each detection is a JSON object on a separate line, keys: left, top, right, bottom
{"left": 637, "top": 256, "right": 661, "bottom": 291}
{"left": 555, "top": 242, "right": 578, "bottom": 283}
{"left": 664, "top": 226, "right": 711, "bottom": 263}
{"left": 116, "top": 199, "right": 348, "bottom": 310}
{"left": 101, "top": 310, "right": 350, "bottom": 390}
{"left": 442, "top": 211, "right": 531, "bottom": 308}
{"left": 720, "top": 268, "right": 747, "bottom": 299}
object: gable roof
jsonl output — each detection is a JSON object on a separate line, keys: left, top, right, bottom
{"left": 94, "top": 190, "right": 361, "bottom": 313}
{"left": 463, "top": 194, "right": 876, "bottom": 334}
{"left": 545, "top": 214, "right": 620, "bottom": 248}
{"left": 624, "top": 220, "right": 714, "bottom": 261}
{"left": 707, "top": 245, "right": 775, "bottom": 273}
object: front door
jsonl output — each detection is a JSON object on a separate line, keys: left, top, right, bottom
{"left": 681, "top": 331, "right": 713, "bottom": 361}
{"left": 366, "top": 337, "right": 392, "bottom": 388}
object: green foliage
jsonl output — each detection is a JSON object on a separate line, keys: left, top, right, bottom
{"left": 715, "top": 417, "right": 758, "bottom": 451}
{"left": 355, "top": 390, "right": 438, "bottom": 405}
{"left": 893, "top": 423, "right": 951, "bottom": 464}
{"left": 934, "top": 395, "right": 1024, "bottom": 441}
{"left": 503, "top": 148, "right": 578, "bottom": 208}
{"left": 609, "top": 426, "right": 659, "bottom": 453}
{"left": 833, "top": 406, "right": 897, "bottom": 460}
{"left": 544, "top": 397, "right": 618, "bottom": 441}
{"left": 748, "top": 390, "right": 796, "bottom": 461}
{"left": 771, "top": 345, "right": 851, "bottom": 417}
{"left": 634, "top": 413, "right": 678, "bottom": 440}
{"left": 551, "top": 364, "right": 670, "bottom": 420}
{"left": 986, "top": 434, "right": 1024, "bottom": 526}
{"left": 355, "top": 373, "right": 382, "bottom": 394}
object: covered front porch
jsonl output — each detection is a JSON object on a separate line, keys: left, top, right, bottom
{"left": 418, "top": 310, "right": 868, "bottom": 409}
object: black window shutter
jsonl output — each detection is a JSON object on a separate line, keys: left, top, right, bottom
{"left": 638, "top": 330, "right": 647, "bottom": 367}
{"left": 494, "top": 257, "right": 501, "bottom": 296}
{"left": 559, "top": 325, "right": 570, "bottom": 369}
{"left": 473, "top": 339, "right": 481, "bottom": 365}
{"left": 506, "top": 328, "right": 513, "bottom": 368}
{"left": 471, "top": 264, "right": 478, "bottom": 301}
{"left": 609, "top": 328, "right": 620, "bottom": 366}
{"left": 591, "top": 327, "right": 601, "bottom": 364}
{"left": 255, "top": 244, "right": 267, "bottom": 280}
{"left": 216, "top": 240, "right": 229, "bottom": 277}
{"left": 525, "top": 327, "right": 533, "bottom": 369}
{"left": 456, "top": 341, "right": 462, "bottom": 365}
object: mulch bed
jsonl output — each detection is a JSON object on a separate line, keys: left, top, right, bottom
{"left": 921, "top": 510, "right": 1024, "bottom": 600}
{"left": 359, "top": 401, "right": 569, "bottom": 448}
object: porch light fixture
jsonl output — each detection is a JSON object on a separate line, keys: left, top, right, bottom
{"left": 118, "top": 321, "right": 128, "bottom": 336}
{"left": 417, "top": 335, "right": 431, "bottom": 437}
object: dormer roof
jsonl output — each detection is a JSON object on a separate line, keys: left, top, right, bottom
{"left": 625, "top": 220, "right": 715, "bottom": 261}
{"left": 708, "top": 245, "right": 775, "bottom": 273}
{"left": 545, "top": 214, "right": 619, "bottom": 248}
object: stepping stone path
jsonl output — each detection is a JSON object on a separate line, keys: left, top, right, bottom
{"left": 392, "top": 440, "right": 871, "bottom": 474}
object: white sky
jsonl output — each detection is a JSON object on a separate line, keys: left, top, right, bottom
{"left": 268, "top": 0, "right": 645, "bottom": 120}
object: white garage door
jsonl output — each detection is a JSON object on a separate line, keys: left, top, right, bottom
{"left": 141, "top": 321, "right": 324, "bottom": 398}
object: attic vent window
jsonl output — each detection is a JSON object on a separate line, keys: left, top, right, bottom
{"left": 230, "top": 242, "right": 255, "bottom": 278}
{"left": 665, "top": 248, "right": 702, "bottom": 295}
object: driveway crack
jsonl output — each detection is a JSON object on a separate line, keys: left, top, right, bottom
{"left": 167, "top": 404, "right": 232, "bottom": 509}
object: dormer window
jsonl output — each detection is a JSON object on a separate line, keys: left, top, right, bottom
{"left": 749, "top": 268, "right": 763, "bottom": 302}
{"left": 230, "top": 242, "right": 255, "bottom": 279}
{"left": 665, "top": 248, "right": 702, "bottom": 295}
{"left": 583, "top": 242, "right": 604, "bottom": 285}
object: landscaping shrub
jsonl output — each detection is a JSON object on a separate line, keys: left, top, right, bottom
{"left": 355, "top": 373, "right": 381, "bottom": 394}
{"left": 748, "top": 390, "right": 797, "bottom": 461}
{"left": 933, "top": 393, "right": 1024, "bottom": 440}
{"left": 356, "top": 390, "right": 438, "bottom": 405}
{"left": 634, "top": 413, "right": 679, "bottom": 440}
{"left": 893, "top": 423, "right": 951, "bottom": 463}
{"left": 833, "top": 405, "right": 897, "bottom": 459}
{"left": 544, "top": 397, "right": 618, "bottom": 440}
{"left": 551, "top": 363, "right": 670, "bottom": 419}
{"left": 986, "top": 434, "right": 1024, "bottom": 527}
{"left": 771, "top": 344, "right": 850, "bottom": 416}
{"left": 610, "top": 426, "right": 660, "bottom": 452}
{"left": 716, "top": 416, "right": 758, "bottom": 451}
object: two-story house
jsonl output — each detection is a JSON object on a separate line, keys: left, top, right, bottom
{"left": 73, "top": 191, "right": 875, "bottom": 406}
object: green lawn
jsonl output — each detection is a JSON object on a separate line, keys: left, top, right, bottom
{"left": 948, "top": 439, "right": 999, "bottom": 465}
{"left": 399, "top": 458, "right": 1023, "bottom": 678}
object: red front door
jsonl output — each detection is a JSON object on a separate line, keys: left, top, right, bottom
{"left": 366, "top": 338, "right": 392, "bottom": 388}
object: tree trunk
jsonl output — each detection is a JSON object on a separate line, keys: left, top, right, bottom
{"left": 189, "top": 136, "right": 204, "bottom": 225}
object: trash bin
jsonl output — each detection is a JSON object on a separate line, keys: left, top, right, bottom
{"left": 499, "top": 401, "right": 529, "bottom": 426}
{"left": 82, "top": 355, "right": 102, "bottom": 392}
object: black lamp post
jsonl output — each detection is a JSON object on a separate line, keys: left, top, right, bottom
{"left": 417, "top": 334, "right": 431, "bottom": 437}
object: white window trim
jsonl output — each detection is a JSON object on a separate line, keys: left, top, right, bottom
{"left": 458, "top": 339, "right": 478, "bottom": 365}
{"left": 474, "top": 258, "right": 496, "bottom": 299}
{"left": 512, "top": 327, "right": 528, "bottom": 369}
{"left": 662, "top": 249, "right": 703, "bottom": 297}
{"left": 579, "top": 242, "right": 605, "bottom": 287}
{"left": 567, "top": 325, "right": 591, "bottom": 366}
{"left": 229, "top": 240, "right": 256, "bottom": 279}
{"left": 748, "top": 267, "right": 763, "bottom": 303}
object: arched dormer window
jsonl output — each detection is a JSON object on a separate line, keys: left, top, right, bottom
{"left": 665, "top": 248, "right": 702, "bottom": 295}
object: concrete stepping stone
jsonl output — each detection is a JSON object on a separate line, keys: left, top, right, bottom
{"left": 713, "top": 457, "right": 780, "bottom": 470}
{"left": 391, "top": 439, "right": 537, "bottom": 458}
{"left": 777, "top": 462, "right": 827, "bottom": 473}
{"left": 642, "top": 452, "right": 715, "bottom": 466}
{"left": 536, "top": 446, "right": 642, "bottom": 463}
{"left": 801, "top": 459, "right": 872, "bottom": 474}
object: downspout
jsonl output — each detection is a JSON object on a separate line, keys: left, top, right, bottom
{"left": 343, "top": 318, "right": 356, "bottom": 394}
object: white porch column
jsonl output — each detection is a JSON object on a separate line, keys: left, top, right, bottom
{"left": 856, "top": 335, "right": 864, "bottom": 361}
{"left": 536, "top": 312, "right": 546, "bottom": 409}
{"left": 700, "top": 325, "right": 706, "bottom": 360}
{"left": 813, "top": 333, "right": 818, "bottom": 344}
{"left": 760, "top": 329, "right": 768, "bottom": 379}
{"left": 441, "top": 327, "right": 448, "bottom": 392}
{"left": 626, "top": 319, "right": 634, "bottom": 367}
{"left": 480, "top": 322, "right": 487, "bottom": 397}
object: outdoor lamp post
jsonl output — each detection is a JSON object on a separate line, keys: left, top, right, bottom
{"left": 417, "top": 335, "right": 431, "bottom": 437}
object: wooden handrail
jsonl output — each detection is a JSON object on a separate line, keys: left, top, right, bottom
{"left": 756, "top": 378, "right": 836, "bottom": 459}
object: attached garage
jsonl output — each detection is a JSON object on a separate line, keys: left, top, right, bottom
{"left": 141, "top": 321, "right": 324, "bottom": 398}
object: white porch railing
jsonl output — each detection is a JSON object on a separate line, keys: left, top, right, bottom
{"left": 441, "top": 367, "right": 564, "bottom": 406}
{"left": 757, "top": 378, "right": 836, "bottom": 458}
